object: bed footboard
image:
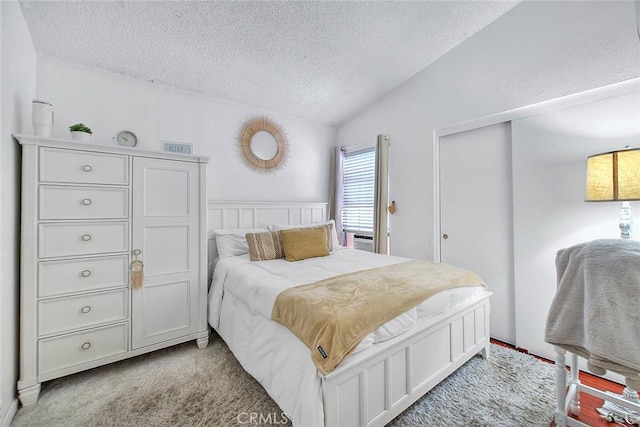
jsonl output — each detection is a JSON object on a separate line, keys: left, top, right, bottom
{"left": 322, "top": 293, "right": 491, "bottom": 427}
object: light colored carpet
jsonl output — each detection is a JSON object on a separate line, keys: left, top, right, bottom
{"left": 11, "top": 335, "right": 556, "bottom": 427}
{"left": 389, "top": 344, "right": 557, "bottom": 427}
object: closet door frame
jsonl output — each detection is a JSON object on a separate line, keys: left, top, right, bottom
{"left": 433, "top": 78, "right": 639, "bottom": 351}
{"left": 433, "top": 79, "right": 638, "bottom": 262}
{"left": 438, "top": 122, "right": 515, "bottom": 344}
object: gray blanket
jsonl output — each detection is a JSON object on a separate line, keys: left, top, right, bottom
{"left": 545, "top": 238, "right": 640, "bottom": 390}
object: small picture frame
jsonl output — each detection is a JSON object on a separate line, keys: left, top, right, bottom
{"left": 161, "top": 141, "right": 193, "bottom": 155}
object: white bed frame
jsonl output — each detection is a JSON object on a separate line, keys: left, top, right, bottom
{"left": 208, "top": 201, "right": 492, "bottom": 427}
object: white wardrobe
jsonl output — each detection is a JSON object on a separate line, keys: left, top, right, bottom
{"left": 15, "top": 135, "right": 209, "bottom": 406}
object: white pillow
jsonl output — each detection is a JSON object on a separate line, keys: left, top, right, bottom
{"left": 214, "top": 228, "right": 269, "bottom": 258}
{"left": 269, "top": 219, "right": 341, "bottom": 251}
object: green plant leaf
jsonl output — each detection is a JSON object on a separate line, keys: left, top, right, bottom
{"left": 68, "top": 123, "right": 93, "bottom": 134}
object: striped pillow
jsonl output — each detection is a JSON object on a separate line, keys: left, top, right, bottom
{"left": 245, "top": 231, "right": 285, "bottom": 261}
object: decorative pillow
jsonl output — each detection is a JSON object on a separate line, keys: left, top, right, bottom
{"left": 280, "top": 228, "right": 330, "bottom": 262}
{"left": 270, "top": 219, "right": 341, "bottom": 251}
{"left": 290, "top": 224, "right": 332, "bottom": 253}
{"left": 214, "top": 228, "right": 269, "bottom": 258}
{"left": 245, "top": 231, "right": 285, "bottom": 261}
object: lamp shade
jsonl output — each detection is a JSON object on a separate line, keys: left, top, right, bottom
{"left": 585, "top": 148, "right": 640, "bottom": 201}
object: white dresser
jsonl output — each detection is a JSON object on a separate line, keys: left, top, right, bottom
{"left": 15, "top": 135, "right": 210, "bottom": 406}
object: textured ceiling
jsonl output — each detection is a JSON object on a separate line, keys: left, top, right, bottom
{"left": 19, "top": 1, "right": 520, "bottom": 125}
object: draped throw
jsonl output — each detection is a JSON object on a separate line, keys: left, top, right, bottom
{"left": 272, "top": 259, "right": 486, "bottom": 374}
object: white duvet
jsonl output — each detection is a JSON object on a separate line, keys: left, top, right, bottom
{"left": 208, "top": 248, "right": 484, "bottom": 426}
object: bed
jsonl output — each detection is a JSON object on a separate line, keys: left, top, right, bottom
{"left": 207, "top": 202, "right": 492, "bottom": 427}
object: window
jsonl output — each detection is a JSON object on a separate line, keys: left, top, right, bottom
{"left": 342, "top": 147, "right": 375, "bottom": 233}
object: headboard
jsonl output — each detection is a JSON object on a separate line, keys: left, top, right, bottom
{"left": 207, "top": 201, "right": 328, "bottom": 274}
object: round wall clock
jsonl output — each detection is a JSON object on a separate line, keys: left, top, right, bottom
{"left": 116, "top": 130, "right": 138, "bottom": 147}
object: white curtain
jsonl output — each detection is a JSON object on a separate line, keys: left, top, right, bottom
{"left": 374, "top": 135, "right": 390, "bottom": 254}
{"left": 330, "top": 146, "right": 345, "bottom": 245}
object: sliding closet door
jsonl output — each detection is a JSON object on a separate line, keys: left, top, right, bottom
{"left": 439, "top": 122, "right": 515, "bottom": 344}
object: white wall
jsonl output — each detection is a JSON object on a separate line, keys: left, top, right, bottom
{"left": 336, "top": 0, "right": 640, "bottom": 259}
{"left": 36, "top": 57, "right": 336, "bottom": 203}
{"left": 0, "top": 1, "right": 36, "bottom": 424}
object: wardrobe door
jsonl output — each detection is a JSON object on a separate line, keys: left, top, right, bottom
{"left": 131, "top": 157, "right": 200, "bottom": 348}
{"left": 439, "top": 122, "right": 515, "bottom": 344}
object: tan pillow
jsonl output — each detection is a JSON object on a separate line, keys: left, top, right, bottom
{"left": 270, "top": 221, "right": 339, "bottom": 251}
{"left": 280, "top": 228, "right": 330, "bottom": 262}
{"left": 281, "top": 224, "right": 333, "bottom": 250}
{"left": 245, "top": 231, "right": 285, "bottom": 261}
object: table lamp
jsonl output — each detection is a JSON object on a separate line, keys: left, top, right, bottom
{"left": 585, "top": 148, "right": 640, "bottom": 238}
{"left": 585, "top": 147, "right": 640, "bottom": 420}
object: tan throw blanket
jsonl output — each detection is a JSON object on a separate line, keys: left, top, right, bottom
{"left": 271, "top": 259, "right": 486, "bottom": 375}
{"left": 545, "top": 239, "right": 640, "bottom": 390}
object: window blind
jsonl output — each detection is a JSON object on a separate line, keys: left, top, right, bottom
{"left": 342, "top": 147, "right": 375, "bottom": 233}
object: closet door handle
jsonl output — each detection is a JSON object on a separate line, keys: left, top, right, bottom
{"left": 81, "top": 306, "right": 91, "bottom": 314}
{"left": 442, "top": 234, "right": 449, "bottom": 240}
{"left": 82, "top": 198, "right": 92, "bottom": 206}
{"left": 82, "top": 165, "right": 93, "bottom": 172}
{"left": 81, "top": 234, "right": 92, "bottom": 241}
{"left": 81, "top": 270, "right": 91, "bottom": 277}
{"left": 81, "top": 342, "right": 91, "bottom": 350}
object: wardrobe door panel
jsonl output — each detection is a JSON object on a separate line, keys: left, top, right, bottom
{"left": 143, "top": 226, "right": 189, "bottom": 276}
{"left": 139, "top": 280, "right": 191, "bottom": 337}
{"left": 131, "top": 158, "right": 200, "bottom": 349}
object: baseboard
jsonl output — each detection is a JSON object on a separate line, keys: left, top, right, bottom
{"left": 1, "top": 398, "right": 18, "bottom": 427}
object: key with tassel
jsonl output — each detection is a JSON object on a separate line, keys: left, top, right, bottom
{"left": 130, "top": 249, "right": 144, "bottom": 289}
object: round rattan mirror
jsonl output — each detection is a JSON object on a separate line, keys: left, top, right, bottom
{"left": 239, "top": 117, "right": 288, "bottom": 171}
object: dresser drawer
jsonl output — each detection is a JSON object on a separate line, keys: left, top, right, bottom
{"left": 40, "top": 148, "right": 129, "bottom": 185}
{"left": 39, "top": 222, "right": 128, "bottom": 258}
{"left": 38, "top": 323, "right": 128, "bottom": 375}
{"left": 38, "top": 289, "right": 128, "bottom": 336}
{"left": 40, "top": 186, "right": 129, "bottom": 220}
{"left": 39, "top": 255, "right": 129, "bottom": 297}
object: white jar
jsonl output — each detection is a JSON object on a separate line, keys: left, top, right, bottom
{"left": 32, "top": 99, "right": 53, "bottom": 137}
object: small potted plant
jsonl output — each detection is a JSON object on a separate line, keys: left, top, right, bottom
{"left": 69, "top": 123, "right": 93, "bottom": 142}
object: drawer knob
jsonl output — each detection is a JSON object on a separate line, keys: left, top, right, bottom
{"left": 82, "top": 165, "right": 93, "bottom": 172}
{"left": 82, "top": 198, "right": 92, "bottom": 206}
{"left": 81, "top": 342, "right": 91, "bottom": 350}
{"left": 81, "top": 270, "right": 91, "bottom": 277}
{"left": 81, "top": 234, "right": 92, "bottom": 241}
{"left": 81, "top": 306, "right": 91, "bottom": 314}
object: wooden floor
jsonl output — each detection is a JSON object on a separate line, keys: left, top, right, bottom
{"left": 490, "top": 339, "right": 628, "bottom": 427}
{"left": 550, "top": 370, "right": 625, "bottom": 427}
